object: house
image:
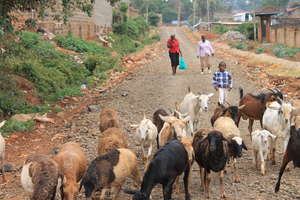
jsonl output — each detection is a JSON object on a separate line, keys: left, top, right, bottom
{"left": 255, "top": 6, "right": 281, "bottom": 43}
{"left": 233, "top": 12, "right": 253, "bottom": 22}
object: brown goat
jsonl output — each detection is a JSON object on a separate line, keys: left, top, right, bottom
{"left": 99, "top": 109, "right": 120, "bottom": 132}
{"left": 238, "top": 88, "right": 282, "bottom": 135}
{"left": 211, "top": 103, "right": 245, "bottom": 127}
{"left": 98, "top": 127, "right": 128, "bottom": 155}
{"left": 153, "top": 109, "right": 169, "bottom": 148}
{"left": 53, "top": 142, "right": 88, "bottom": 200}
{"left": 21, "top": 154, "right": 59, "bottom": 200}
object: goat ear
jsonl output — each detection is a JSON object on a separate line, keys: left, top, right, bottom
{"left": 268, "top": 132, "right": 277, "bottom": 140}
{"left": 208, "top": 93, "right": 214, "bottom": 98}
{"left": 242, "top": 141, "right": 248, "bottom": 150}
{"left": 123, "top": 189, "right": 138, "bottom": 195}
{"left": 175, "top": 102, "right": 180, "bottom": 110}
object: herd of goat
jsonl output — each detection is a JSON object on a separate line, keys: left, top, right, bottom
{"left": 1, "top": 87, "right": 300, "bottom": 200}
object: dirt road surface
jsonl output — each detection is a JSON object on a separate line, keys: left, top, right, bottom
{"left": 1, "top": 26, "right": 300, "bottom": 200}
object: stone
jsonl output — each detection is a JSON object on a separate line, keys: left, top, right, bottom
{"left": 87, "top": 105, "right": 101, "bottom": 112}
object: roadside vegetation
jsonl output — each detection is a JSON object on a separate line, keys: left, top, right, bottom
{"left": 0, "top": 3, "right": 160, "bottom": 134}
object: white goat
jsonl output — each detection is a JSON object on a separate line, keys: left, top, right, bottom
{"left": 251, "top": 130, "right": 276, "bottom": 175}
{"left": 179, "top": 88, "right": 214, "bottom": 136}
{"left": 131, "top": 115, "right": 158, "bottom": 166}
{"left": 0, "top": 121, "right": 6, "bottom": 183}
{"left": 263, "top": 100, "right": 294, "bottom": 164}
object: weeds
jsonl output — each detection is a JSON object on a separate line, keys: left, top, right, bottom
{"left": 46, "top": 87, "right": 83, "bottom": 102}
{"left": 0, "top": 119, "right": 35, "bottom": 136}
{"left": 256, "top": 47, "right": 264, "bottom": 54}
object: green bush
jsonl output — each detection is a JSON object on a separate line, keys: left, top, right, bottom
{"left": 0, "top": 73, "right": 25, "bottom": 116}
{"left": 18, "top": 31, "right": 41, "bottom": 48}
{"left": 235, "top": 22, "right": 257, "bottom": 40}
{"left": 148, "top": 12, "right": 160, "bottom": 27}
{"left": 0, "top": 119, "right": 35, "bottom": 136}
{"left": 16, "top": 105, "right": 61, "bottom": 114}
{"left": 54, "top": 34, "right": 109, "bottom": 55}
{"left": 256, "top": 47, "right": 265, "bottom": 54}
{"left": 229, "top": 42, "right": 250, "bottom": 51}
{"left": 111, "top": 34, "right": 139, "bottom": 55}
{"left": 46, "top": 87, "right": 83, "bottom": 102}
{"left": 212, "top": 24, "right": 230, "bottom": 34}
{"left": 272, "top": 44, "right": 300, "bottom": 58}
{"left": 113, "top": 17, "right": 148, "bottom": 40}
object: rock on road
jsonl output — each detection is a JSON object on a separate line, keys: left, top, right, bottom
{"left": 2, "top": 26, "right": 300, "bottom": 200}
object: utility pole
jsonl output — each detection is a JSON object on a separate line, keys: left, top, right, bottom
{"left": 207, "top": 0, "right": 210, "bottom": 22}
{"left": 145, "top": 0, "right": 149, "bottom": 23}
{"left": 253, "top": 0, "right": 257, "bottom": 41}
{"left": 177, "top": 0, "right": 181, "bottom": 26}
{"left": 193, "top": 0, "right": 197, "bottom": 25}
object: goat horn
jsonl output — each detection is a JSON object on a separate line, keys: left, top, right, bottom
{"left": 267, "top": 88, "right": 276, "bottom": 94}
{"left": 143, "top": 112, "right": 146, "bottom": 119}
{"left": 238, "top": 105, "right": 245, "bottom": 110}
{"left": 175, "top": 102, "right": 180, "bottom": 110}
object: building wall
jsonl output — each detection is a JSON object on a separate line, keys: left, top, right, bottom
{"left": 270, "top": 24, "right": 300, "bottom": 47}
{"left": 15, "top": 0, "right": 113, "bottom": 40}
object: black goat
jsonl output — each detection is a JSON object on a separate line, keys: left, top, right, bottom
{"left": 210, "top": 103, "right": 244, "bottom": 127}
{"left": 275, "top": 126, "right": 300, "bottom": 192}
{"left": 192, "top": 130, "right": 229, "bottom": 199}
{"left": 124, "top": 140, "right": 192, "bottom": 200}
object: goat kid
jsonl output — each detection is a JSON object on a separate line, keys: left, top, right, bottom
{"left": 131, "top": 114, "right": 158, "bottom": 168}
{"left": 124, "top": 140, "right": 192, "bottom": 200}
{"left": 53, "top": 142, "right": 88, "bottom": 200}
{"left": 21, "top": 154, "right": 59, "bottom": 200}
{"left": 251, "top": 130, "right": 276, "bottom": 175}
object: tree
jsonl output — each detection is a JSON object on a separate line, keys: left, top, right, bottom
{"left": 162, "top": 7, "right": 177, "bottom": 23}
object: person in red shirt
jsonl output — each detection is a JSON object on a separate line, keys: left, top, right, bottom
{"left": 167, "top": 34, "right": 182, "bottom": 75}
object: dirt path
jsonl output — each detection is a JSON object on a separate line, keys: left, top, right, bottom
{"left": 1, "top": 26, "right": 300, "bottom": 200}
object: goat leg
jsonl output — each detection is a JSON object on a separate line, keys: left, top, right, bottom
{"left": 219, "top": 170, "right": 226, "bottom": 199}
{"left": 111, "top": 184, "right": 122, "bottom": 200}
{"left": 275, "top": 152, "right": 291, "bottom": 193}
{"left": 1, "top": 157, "right": 5, "bottom": 183}
{"left": 233, "top": 159, "right": 240, "bottom": 183}
{"left": 248, "top": 119, "right": 254, "bottom": 139}
{"left": 131, "top": 167, "right": 142, "bottom": 187}
{"left": 183, "top": 166, "right": 191, "bottom": 200}
{"left": 204, "top": 170, "right": 211, "bottom": 199}
{"left": 162, "top": 178, "right": 176, "bottom": 200}
{"left": 198, "top": 164, "right": 205, "bottom": 191}
{"left": 259, "top": 150, "right": 265, "bottom": 175}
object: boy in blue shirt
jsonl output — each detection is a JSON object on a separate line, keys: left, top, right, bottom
{"left": 212, "top": 61, "right": 232, "bottom": 104}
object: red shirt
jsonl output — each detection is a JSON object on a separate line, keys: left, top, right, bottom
{"left": 167, "top": 38, "right": 180, "bottom": 53}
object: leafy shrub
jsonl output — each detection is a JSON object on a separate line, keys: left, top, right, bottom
{"left": 119, "top": 2, "right": 128, "bottom": 13}
{"left": 212, "top": 24, "right": 230, "bottom": 34}
{"left": 25, "top": 18, "right": 37, "bottom": 29}
{"left": 256, "top": 47, "right": 264, "bottom": 54}
{"left": 148, "top": 12, "right": 160, "bottom": 27}
{"left": 235, "top": 22, "right": 257, "bottom": 40}
{"left": 0, "top": 119, "right": 35, "bottom": 136}
{"left": 272, "top": 44, "right": 300, "bottom": 58}
{"left": 83, "top": 54, "right": 119, "bottom": 74}
{"left": 46, "top": 87, "right": 83, "bottom": 102}
{"left": 54, "top": 34, "right": 109, "bottom": 55}
{"left": 111, "top": 34, "right": 139, "bottom": 55}
{"left": 16, "top": 105, "right": 61, "bottom": 114}
{"left": 113, "top": 17, "right": 148, "bottom": 40}
{"left": 229, "top": 42, "right": 251, "bottom": 51}
{"left": 0, "top": 73, "right": 25, "bottom": 116}
{"left": 18, "top": 31, "right": 41, "bottom": 48}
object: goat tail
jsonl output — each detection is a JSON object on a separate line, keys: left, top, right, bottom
{"left": 239, "top": 87, "right": 244, "bottom": 99}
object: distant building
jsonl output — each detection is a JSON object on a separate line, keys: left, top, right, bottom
{"left": 233, "top": 12, "right": 253, "bottom": 22}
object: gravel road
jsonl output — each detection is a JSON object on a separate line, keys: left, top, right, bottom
{"left": 1, "top": 26, "right": 299, "bottom": 200}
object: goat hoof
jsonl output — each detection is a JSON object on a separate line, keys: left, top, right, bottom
{"left": 221, "top": 194, "right": 226, "bottom": 199}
